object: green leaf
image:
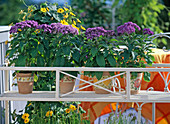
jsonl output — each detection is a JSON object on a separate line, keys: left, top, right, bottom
{"left": 55, "top": 56, "right": 65, "bottom": 67}
{"left": 96, "top": 55, "right": 105, "bottom": 67}
{"left": 43, "top": 39, "right": 49, "bottom": 49}
{"left": 95, "top": 72, "right": 103, "bottom": 80}
{"left": 34, "top": 74, "right": 38, "bottom": 82}
{"left": 107, "top": 55, "right": 116, "bottom": 67}
{"left": 15, "top": 55, "right": 27, "bottom": 67}
{"left": 37, "top": 56, "right": 44, "bottom": 66}
{"left": 72, "top": 50, "right": 80, "bottom": 62}
{"left": 143, "top": 72, "right": 151, "bottom": 82}
{"left": 91, "top": 47, "right": 98, "bottom": 57}
{"left": 31, "top": 49, "right": 37, "bottom": 58}
{"left": 38, "top": 44, "right": 44, "bottom": 54}
{"left": 63, "top": 46, "right": 70, "bottom": 55}
{"left": 8, "top": 49, "right": 17, "bottom": 58}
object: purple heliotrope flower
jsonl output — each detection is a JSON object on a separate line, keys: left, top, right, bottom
{"left": 143, "top": 28, "right": 154, "bottom": 35}
{"left": 10, "top": 20, "right": 38, "bottom": 34}
{"left": 117, "top": 22, "right": 141, "bottom": 35}
{"left": 85, "top": 27, "right": 115, "bottom": 40}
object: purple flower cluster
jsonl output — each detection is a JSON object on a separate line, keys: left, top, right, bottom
{"left": 117, "top": 22, "right": 141, "bottom": 35}
{"left": 10, "top": 20, "right": 38, "bottom": 34}
{"left": 85, "top": 27, "right": 115, "bottom": 40}
{"left": 10, "top": 20, "right": 79, "bottom": 35}
{"left": 37, "top": 23, "right": 78, "bottom": 35}
{"left": 143, "top": 28, "right": 154, "bottom": 35}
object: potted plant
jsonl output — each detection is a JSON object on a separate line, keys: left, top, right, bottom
{"left": 115, "top": 22, "right": 155, "bottom": 94}
{"left": 6, "top": 2, "right": 84, "bottom": 94}
{"left": 80, "top": 27, "right": 117, "bottom": 94}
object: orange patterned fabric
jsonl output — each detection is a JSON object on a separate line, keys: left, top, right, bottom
{"left": 80, "top": 49, "right": 170, "bottom": 124}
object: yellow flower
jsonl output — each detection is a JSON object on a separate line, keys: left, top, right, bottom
{"left": 51, "top": 17, "right": 54, "bottom": 20}
{"left": 57, "top": 8, "right": 64, "bottom": 13}
{"left": 38, "top": 41, "right": 40, "bottom": 45}
{"left": 9, "top": 34, "right": 13, "bottom": 39}
{"left": 19, "top": 10, "right": 24, "bottom": 14}
{"left": 61, "top": 20, "right": 69, "bottom": 25}
{"left": 9, "top": 23, "right": 13, "bottom": 26}
{"left": 70, "top": 12, "right": 76, "bottom": 16}
{"left": 5, "top": 40, "right": 8, "bottom": 45}
{"left": 22, "top": 15, "right": 26, "bottom": 20}
{"left": 18, "top": 29, "right": 22, "bottom": 32}
{"left": 81, "top": 25, "right": 86, "bottom": 30}
{"left": 64, "top": 13, "right": 68, "bottom": 18}
{"left": 24, "top": 118, "right": 29, "bottom": 124}
{"left": 49, "top": 111, "right": 53, "bottom": 116}
{"left": 73, "top": 20, "right": 76, "bottom": 25}
{"left": 69, "top": 104, "right": 76, "bottom": 111}
{"left": 27, "top": 103, "right": 32, "bottom": 107}
{"left": 46, "top": 7, "right": 49, "bottom": 11}
{"left": 40, "top": 8, "right": 47, "bottom": 13}
{"left": 65, "top": 108, "right": 70, "bottom": 113}
{"left": 64, "top": 7, "right": 69, "bottom": 11}
{"left": 72, "top": 24, "right": 79, "bottom": 31}
{"left": 46, "top": 111, "right": 53, "bottom": 117}
{"left": 77, "top": 19, "right": 81, "bottom": 23}
{"left": 22, "top": 113, "right": 29, "bottom": 120}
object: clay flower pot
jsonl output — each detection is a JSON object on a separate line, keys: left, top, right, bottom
{"left": 124, "top": 72, "right": 143, "bottom": 95}
{"left": 93, "top": 72, "right": 112, "bottom": 94}
{"left": 60, "top": 76, "right": 75, "bottom": 94}
{"left": 16, "top": 73, "right": 34, "bottom": 94}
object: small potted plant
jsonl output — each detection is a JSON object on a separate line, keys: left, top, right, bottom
{"left": 80, "top": 27, "right": 117, "bottom": 94}
{"left": 115, "top": 22, "right": 155, "bottom": 94}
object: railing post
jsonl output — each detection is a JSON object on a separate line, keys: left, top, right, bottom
{"left": 5, "top": 69, "right": 9, "bottom": 124}
{"left": 126, "top": 71, "right": 131, "bottom": 99}
{"left": 137, "top": 107, "right": 142, "bottom": 124}
{"left": 55, "top": 70, "right": 60, "bottom": 99}
{"left": 152, "top": 102, "right": 155, "bottom": 124}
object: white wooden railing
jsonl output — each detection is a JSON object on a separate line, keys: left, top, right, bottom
{"left": 0, "top": 64, "right": 170, "bottom": 124}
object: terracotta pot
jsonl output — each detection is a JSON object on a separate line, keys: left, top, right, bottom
{"left": 93, "top": 72, "right": 112, "bottom": 94}
{"left": 16, "top": 73, "right": 34, "bottom": 94}
{"left": 60, "top": 76, "right": 75, "bottom": 94}
{"left": 124, "top": 72, "right": 143, "bottom": 95}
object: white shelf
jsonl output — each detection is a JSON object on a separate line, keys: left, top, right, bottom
{"left": 1, "top": 90, "right": 170, "bottom": 102}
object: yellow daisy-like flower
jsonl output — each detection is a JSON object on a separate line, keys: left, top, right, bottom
{"left": 73, "top": 20, "right": 76, "bottom": 25}
{"left": 38, "top": 41, "right": 40, "bottom": 44}
{"left": 46, "top": 7, "right": 49, "bottom": 11}
{"left": 46, "top": 111, "right": 53, "bottom": 117}
{"left": 69, "top": 104, "right": 76, "bottom": 111}
{"left": 77, "top": 19, "right": 81, "bottom": 23}
{"left": 64, "top": 13, "right": 68, "bottom": 18}
{"left": 81, "top": 26, "right": 86, "bottom": 30}
{"left": 5, "top": 40, "right": 8, "bottom": 45}
{"left": 64, "top": 7, "right": 69, "bottom": 11}
{"left": 40, "top": 8, "right": 47, "bottom": 13}
{"left": 22, "top": 113, "right": 30, "bottom": 120}
{"left": 24, "top": 118, "right": 29, "bottom": 124}
{"left": 65, "top": 108, "right": 70, "bottom": 113}
{"left": 19, "top": 10, "right": 24, "bottom": 14}
{"left": 57, "top": 8, "right": 64, "bottom": 13}
{"left": 70, "top": 12, "right": 76, "bottom": 16}
{"left": 18, "top": 29, "right": 22, "bottom": 32}
{"left": 46, "top": 111, "right": 50, "bottom": 117}
{"left": 49, "top": 111, "right": 53, "bottom": 116}
{"left": 72, "top": 24, "right": 79, "bottom": 31}
{"left": 27, "top": 103, "right": 32, "bottom": 107}
{"left": 61, "top": 20, "right": 69, "bottom": 25}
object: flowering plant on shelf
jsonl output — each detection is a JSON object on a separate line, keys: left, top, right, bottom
{"left": 80, "top": 27, "right": 116, "bottom": 80}
{"left": 115, "top": 22, "right": 155, "bottom": 82}
{"left": 6, "top": 2, "right": 84, "bottom": 91}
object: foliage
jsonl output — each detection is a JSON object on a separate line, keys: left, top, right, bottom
{"left": 0, "top": 0, "right": 23, "bottom": 25}
{"left": 115, "top": 22, "right": 155, "bottom": 81}
{"left": 71, "top": 0, "right": 112, "bottom": 29}
{"left": 80, "top": 27, "right": 117, "bottom": 80}
{"left": 114, "top": 0, "right": 170, "bottom": 47}
{"left": 11, "top": 101, "right": 90, "bottom": 124}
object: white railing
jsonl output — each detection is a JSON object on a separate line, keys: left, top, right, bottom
{"left": 0, "top": 65, "right": 170, "bottom": 124}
